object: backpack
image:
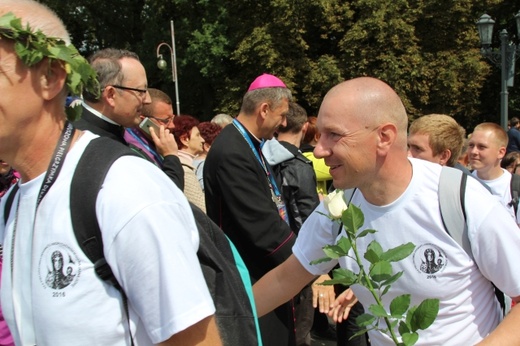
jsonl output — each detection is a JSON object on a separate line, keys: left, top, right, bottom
{"left": 507, "top": 173, "right": 520, "bottom": 215}
{"left": 343, "top": 166, "right": 510, "bottom": 314}
{"left": 3, "top": 137, "right": 260, "bottom": 346}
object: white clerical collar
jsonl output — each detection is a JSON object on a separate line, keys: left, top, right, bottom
{"left": 82, "top": 102, "right": 120, "bottom": 125}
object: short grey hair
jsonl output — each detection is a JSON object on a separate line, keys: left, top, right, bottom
{"left": 240, "top": 87, "right": 292, "bottom": 115}
{"left": 82, "top": 48, "right": 140, "bottom": 102}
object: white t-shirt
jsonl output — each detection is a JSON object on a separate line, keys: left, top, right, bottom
{"left": 0, "top": 131, "right": 215, "bottom": 346}
{"left": 471, "top": 168, "right": 520, "bottom": 224}
{"left": 294, "top": 158, "right": 520, "bottom": 345}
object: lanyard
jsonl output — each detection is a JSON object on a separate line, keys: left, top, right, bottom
{"left": 37, "top": 121, "right": 76, "bottom": 207}
{"left": 232, "top": 119, "right": 290, "bottom": 225}
{"left": 232, "top": 119, "right": 282, "bottom": 196}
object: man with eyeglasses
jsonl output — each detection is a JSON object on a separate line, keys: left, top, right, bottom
{"left": 124, "top": 88, "right": 184, "bottom": 188}
{"left": 75, "top": 48, "right": 184, "bottom": 189}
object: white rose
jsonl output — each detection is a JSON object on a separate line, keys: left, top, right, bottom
{"left": 323, "top": 189, "right": 348, "bottom": 219}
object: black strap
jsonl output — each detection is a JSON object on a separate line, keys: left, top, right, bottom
{"left": 3, "top": 184, "right": 19, "bottom": 225}
{"left": 70, "top": 137, "right": 137, "bottom": 344}
{"left": 508, "top": 173, "right": 520, "bottom": 214}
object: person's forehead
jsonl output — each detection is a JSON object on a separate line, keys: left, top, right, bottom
{"left": 316, "top": 104, "right": 358, "bottom": 134}
{"left": 470, "top": 129, "right": 493, "bottom": 141}
{"left": 120, "top": 58, "right": 147, "bottom": 83}
{"left": 408, "top": 132, "right": 430, "bottom": 144}
{"left": 271, "top": 97, "right": 289, "bottom": 111}
{"left": 153, "top": 101, "right": 173, "bottom": 115}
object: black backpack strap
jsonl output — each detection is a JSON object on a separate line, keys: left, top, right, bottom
{"left": 508, "top": 173, "right": 520, "bottom": 214}
{"left": 3, "top": 183, "right": 19, "bottom": 225}
{"left": 70, "top": 137, "right": 137, "bottom": 344}
{"left": 70, "top": 137, "right": 135, "bottom": 285}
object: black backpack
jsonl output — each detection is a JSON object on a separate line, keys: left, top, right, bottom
{"left": 508, "top": 173, "right": 520, "bottom": 214}
{"left": 3, "top": 137, "right": 259, "bottom": 345}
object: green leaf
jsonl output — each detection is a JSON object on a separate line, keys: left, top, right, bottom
{"left": 349, "top": 328, "right": 370, "bottom": 340}
{"left": 329, "top": 268, "right": 358, "bottom": 286}
{"left": 381, "top": 271, "right": 404, "bottom": 287}
{"left": 309, "top": 256, "right": 333, "bottom": 265}
{"left": 369, "top": 279, "right": 380, "bottom": 290}
{"left": 410, "top": 299, "right": 439, "bottom": 332}
{"left": 405, "top": 305, "right": 417, "bottom": 327}
{"left": 369, "top": 261, "right": 393, "bottom": 282}
{"left": 380, "top": 242, "right": 415, "bottom": 262}
{"left": 364, "top": 240, "right": 383, "bottom": 263}
{"left": 356, "top": 313, "right": 376, "bottom": 327}
{"left": 322, "top": 244, "right": 346, "bottom": 258}
{"left": 398, "top": 320, "right": 411, "bottom": 336}
{"left": 0, "top": 12, "right": 15, "bottom": 27}
{"left": 368, "top": 304, "right": 388, "bottom": 318}
{"left": 341, "top": 203, "right": 364, "bottom": 236}
{"left": 357, "top": 228, "right": 377, "bottom": 238}
{"left": 401, "top": 332, "right": 419, "bottom": 346}
{"left": 336, "top": 236, "right": 352, "bottom": 254}
{"left": 390, "top": 294, "right": 411, "bottom": 317}
{"left": 381, "top": 284, "right": 391, "bottom": 296}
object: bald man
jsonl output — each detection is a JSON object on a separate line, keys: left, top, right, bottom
{"left": 253, "top": 77, "right": 520, "bottom": 345}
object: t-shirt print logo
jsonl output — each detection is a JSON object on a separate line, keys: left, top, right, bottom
{"left": 38, "top": 242, "right": 81, "bottom": 291}
{"left": 413, "top": 243, "right": 447, "bottom": 278}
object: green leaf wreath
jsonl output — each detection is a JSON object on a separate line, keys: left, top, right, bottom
{"left": 0, "top": 12, "right": 99, "bottom": 120}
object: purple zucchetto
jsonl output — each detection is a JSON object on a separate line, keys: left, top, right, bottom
{"left": 247, "top": 73, "right": 287, "bottom": 92}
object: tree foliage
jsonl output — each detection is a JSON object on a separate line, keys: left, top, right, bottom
{"left": 40, "top": 0, "right": 519, "bottom": 129}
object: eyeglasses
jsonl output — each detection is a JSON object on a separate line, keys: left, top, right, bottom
{"left": 149, "top": 115, "right": 174, "bottom": 125}
{"left": 109, "top": 85, "right": 148, "bottom": 97}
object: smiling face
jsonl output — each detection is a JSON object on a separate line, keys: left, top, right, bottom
{"left": 312, "top": 78, "right": 409, "bottom": 196}
{"left": 313, "top": 92, "right": 379, "bottom": 190}
{"left": 262, "top": 98, "right": 289, "bottom": 140}
{"left": 468, "top": 128, "right": 506, "bottom": 176}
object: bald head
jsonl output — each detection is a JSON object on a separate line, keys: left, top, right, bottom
{"left": 321, "top": 77, "right": 408, "bottom": 149}
{"left": 0, "top": 0, "right": 70, "bottom": 44}
{"left": 314, "top": 77, "right": 413, "bottom": 203}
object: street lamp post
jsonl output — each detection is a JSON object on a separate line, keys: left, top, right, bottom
{"left": 156, "top": 20, "right": 180, "bottom": 116}
{"left": 476, "top": 11, "right": 520, "bottom": 130}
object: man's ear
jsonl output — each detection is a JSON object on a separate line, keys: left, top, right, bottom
{"left": 438, "top": 149, "right": 452, "bottom": 166}
{"left": 103, "top": 85, "right": 117, "bottom": 107}
{"left": 376, "top": 123, "right": 397, "bottom": 154}
{"left": 259, "top": 102, "right": 269, "bottom": 120}
{"left": 39, "top": 60, "right": 67, "bottom": 100}
{"left": 301, "top": 122, "right": 309, "bottom": 136}
{"left": 498, "top": 146, "right": 507, "bottom": 160}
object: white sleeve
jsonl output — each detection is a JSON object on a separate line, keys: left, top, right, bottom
{"left": 97, "top": 156, "right": 215, "bottom": 343}
{"left": 466, "top": 178, "right": 520, "bottom": 298}
{"left": 293, "top": 202, "right": 339, "bottom": 276}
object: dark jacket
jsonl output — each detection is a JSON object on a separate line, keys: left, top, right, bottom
{"left": 263, "top": 140, "right": 320, "bottom": 233}
{"left": 507, "top": 127, "right": 520, "bottom": 154}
